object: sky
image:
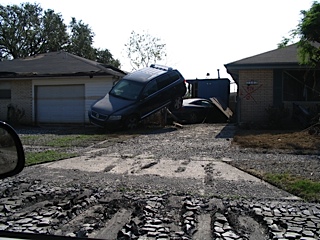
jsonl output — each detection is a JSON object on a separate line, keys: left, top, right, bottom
{"left": 0, "top": 0, "right": 316, "bottom": 90}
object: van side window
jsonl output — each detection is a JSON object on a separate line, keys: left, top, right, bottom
{"left": 143, "top": 79, "right": 158, "bottom": 97}
{"left": 157, "top": 71, "right": 181, "bottom": 89}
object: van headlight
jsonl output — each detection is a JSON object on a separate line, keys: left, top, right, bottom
{"left": 109, "top": 115, "right": 122, "bottom": 121}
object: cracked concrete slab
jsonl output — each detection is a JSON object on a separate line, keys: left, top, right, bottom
{"left": 43, "top": 154, "right": 271, "bottom": 184}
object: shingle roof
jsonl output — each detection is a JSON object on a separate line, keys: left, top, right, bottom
{"left": 225, "top": 43, "right": 300, "bottom": 67}
{"left": 0, "top": 51, "right": 126, "bottom": 78}
{"left": 223, "top": 43, "right": 314, "bottom": 83}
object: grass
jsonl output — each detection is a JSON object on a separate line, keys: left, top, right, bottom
{"left": 20, "top": 127, "right": 148, "bottom": 166}
{"left": 20, "top": 132, "right": 109, "bottom": 165}
{"left": 25, "top": 150, "right": 78, "bottom": 166}
{"left": 233, "top": 128, "right": 320, "bottom": 202}
{"left": 21, "top": 134, "right": 112, "bottom": 147}
{"left": 21, "top": 134, "right": 108, "bottom": 165}
{"left": 46, "top": 135, "right": 103, "bottom": 147}
{"left": 265, "top": 173, "right": 320, "bottom": 202}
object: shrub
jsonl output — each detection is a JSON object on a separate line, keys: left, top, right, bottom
{"left": 265, "top": 105, "right": 289, "bottom": 129}
{"left": 7, "top": 104, "right": 25, "bottom": 126}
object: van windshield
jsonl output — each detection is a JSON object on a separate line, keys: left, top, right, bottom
{"left": 110, "top": 79, "right": 144, "bottom": 100}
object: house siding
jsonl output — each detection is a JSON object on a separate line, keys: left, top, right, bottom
{"left": 0, "top": 81, "right": 11, "bottom": 121}
{"left": 13, "top": 80, "right": 33, "bottom": 124}
{"left": 238, "top": 69, "right": 273, "bottom": 123}
{"left": 32, "top": 76, "right": 114, "bottom": 123}
{"left": 0, "top": 76, "right": 116, "bottom": 125}
{"left": 0, "top": 99, "right": 11, "bottom": 121}
{"left": 2, "top": 80, "right": 33, "bottom": 124}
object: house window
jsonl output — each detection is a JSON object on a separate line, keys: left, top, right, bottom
{"left": 283, "top": 70, "right": 320, "bottom": 101}
{"left": 0, "top": 82, "right": 11, "bottom": 99}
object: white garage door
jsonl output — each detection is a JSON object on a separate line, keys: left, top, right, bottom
{"left": 36, "top": 85, "right": 85, "bottom": 123}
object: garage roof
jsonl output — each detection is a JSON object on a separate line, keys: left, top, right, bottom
{"left": 0, "top": 51, "right": 126, "bottom": 78}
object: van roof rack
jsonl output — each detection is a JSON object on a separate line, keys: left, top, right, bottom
{"left": 150, "top": 64, "right": 173, "bottom": 71}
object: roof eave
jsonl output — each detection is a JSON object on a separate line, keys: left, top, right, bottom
{"left": 224, "top": 63, "right": 311, "bottom": 85}
{"left": 0, "top": 71, "right": 121, "bottom": 79}
{"left": 224, "top": 62, "right": 304, "bottom": 70}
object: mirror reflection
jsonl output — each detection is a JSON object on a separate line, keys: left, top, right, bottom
{"left": 0, "top": 127, "right": 18, "bottom": 175}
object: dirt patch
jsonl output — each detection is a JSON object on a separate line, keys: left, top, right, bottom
{"left": 233, "top": 128, "right": 320, "bottom": 154}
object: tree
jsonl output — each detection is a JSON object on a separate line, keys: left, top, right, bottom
{"left": 288, "top": 2, "right": 320, "bottom": 67}
{"left": 0, "top": 2, "right": 121, "bottom": 68}
{"left": 66, "top": 17, "right": 96, "bottom": 60}
{"left": 278, "top": 2, "right": 320, "bottom": 101}
{"left": 41, "top": 9, "right": 69, "bottom": 52}
{"left": 96, "top": 48, "right": 121, "bottom": 68}
{"left": 277, "top": 37, "right": 294, "bottom": 49}
{"left": 125, "top": 30, "right": 166, "bottom": 70}
{"left": 0, "top": 3, "right": 68, "bottom": 59}
{"left": 66, "top": 19, "right": 121, "bottom": 66}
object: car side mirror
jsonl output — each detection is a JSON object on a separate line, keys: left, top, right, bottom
{"left": 0, "top": 121, "right": 25, "bottom": 179}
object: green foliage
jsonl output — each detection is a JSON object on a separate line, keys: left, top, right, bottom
{"left": 277, "top": 37, "right": 294, "bottom": 48}
{"left": 299, "top": 2, "right": 320, "bottom": 43}
{"left": 125, "top": 30, "right": 167, "bottom": 70}
{"left": 277, "top": 2, "right": 320, "bottom": 68}
{"left": 0, "top": 2, "right": 121, "bottom": 68}
{"left": 0, "top": 3, "right": 68, "bottom": 59}
{"left": 296, "top": 2, "right": 320, "bottom": 67}
{"left": 42, "top": 9, "right": 69, "bottom": 52}
{"left": 96, "top": 48, "right": 121, "bottom": 68}
{"left": 66, "top": 17, "right": 96, "bottom": 60}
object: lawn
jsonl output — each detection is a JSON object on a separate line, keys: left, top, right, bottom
{"left": 233, "top": 129, "right": 320, "bottom": 152}
{"left": 19, "top": 128, "right": 143, "bottom": 166}
{"left": 233, "top": 128, "right": 320, "bottom": 202}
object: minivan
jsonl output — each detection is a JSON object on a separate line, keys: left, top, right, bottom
{"left": 88, "top": 64, "right": 186, "bottom": 129}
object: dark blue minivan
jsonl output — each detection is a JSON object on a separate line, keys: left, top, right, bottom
{"left": 88, "top": 64, "right": 186, "bottom": 129}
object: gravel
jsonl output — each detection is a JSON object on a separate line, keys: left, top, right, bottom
{"left": 13, "top": 123, "right": 320, "bottom": 197}
{"left": 88, "top": 123, "right": 320, "bottom": 182}
{"left": 1, "top": 123, "right": 320, "bottom": 239}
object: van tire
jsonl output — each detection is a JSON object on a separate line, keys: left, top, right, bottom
{"left": 170, "top": 97, "right": 183, "bottom": 110}
{"left": 189, "top": 112, "right": 198, "bottom": 123}
{"left": 125, "top": 115, "right": 139, "bottom": 130}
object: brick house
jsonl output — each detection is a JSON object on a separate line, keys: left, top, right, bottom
{"left": 225, "top": 43, "right": 320, "bottom": 125}
{"left": 0, "top": 52, "right": 126, "bottom": 125}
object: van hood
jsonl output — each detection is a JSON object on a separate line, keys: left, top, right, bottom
{"left": 91, "top": 93, "right": 135, "bottom": 115}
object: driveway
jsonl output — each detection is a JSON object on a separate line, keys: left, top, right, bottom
{"left": 1, "top": 124, "right": 319, "bottom": 240}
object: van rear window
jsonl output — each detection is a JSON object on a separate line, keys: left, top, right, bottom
{"left": 157, "top": 72, "right": 180, "bottom": 89}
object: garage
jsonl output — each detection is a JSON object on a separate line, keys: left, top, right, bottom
{"left": 35, "top": 85, "right": 85, "bottom": 124}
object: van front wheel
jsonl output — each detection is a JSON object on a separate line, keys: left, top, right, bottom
{"left": 125, "top": 115, "right": 139, "bottom": 130}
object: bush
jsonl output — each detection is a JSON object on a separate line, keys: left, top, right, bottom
{"left": 265, "top": 105, "right": 289, "bottom": 129}
{"left": 7, "top": 104, "right": 25, "bottom": 126}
